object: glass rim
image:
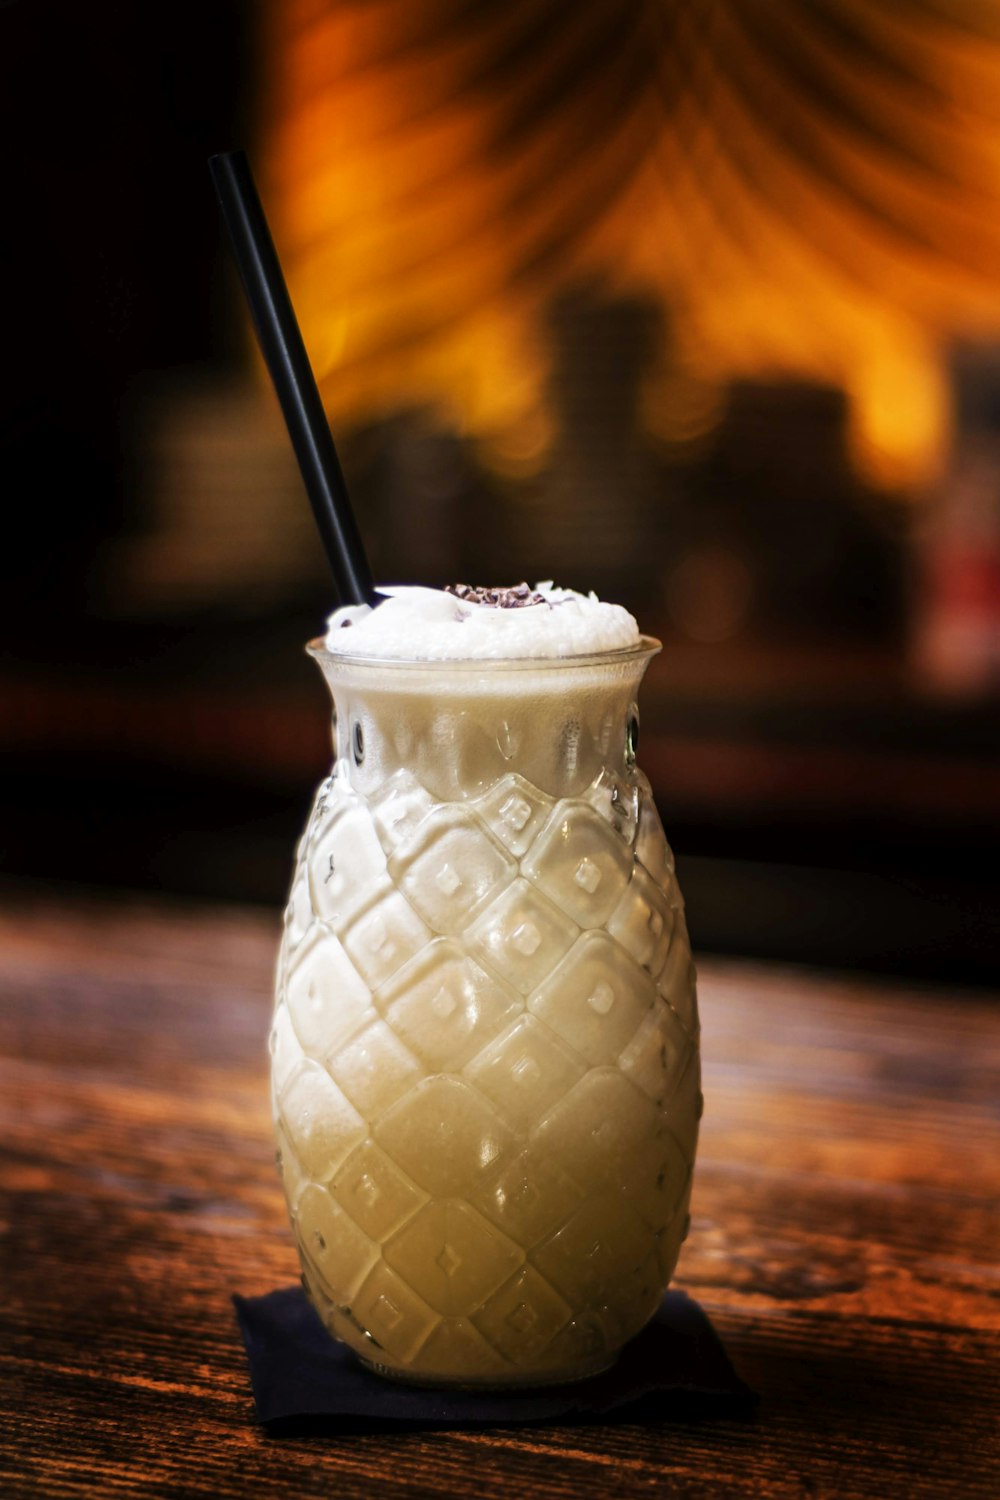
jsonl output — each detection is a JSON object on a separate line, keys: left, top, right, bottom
{"left": 306, "top": 634, "right": 662, "bottom": 672}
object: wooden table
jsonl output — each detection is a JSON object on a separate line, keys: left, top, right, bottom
{"left": 2, "top": 892, "right": 998, "bottom": 1497}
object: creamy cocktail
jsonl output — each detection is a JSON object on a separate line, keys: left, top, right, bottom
{"left": 270, "top": 583, "right": 700, "bottom": 1385}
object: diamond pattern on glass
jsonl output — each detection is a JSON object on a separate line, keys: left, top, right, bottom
{"left": 532, "top": 1193, "right": 653, "bottom": 1303}
{"left": 617, "top": 999, "right": 689, "bottom": 1105}
{"left": 383, "top": 1200, "right": 523, "bottom": 1316}
{"left": 472, "top": 1146, "right": 584, "bottom": 1250}
{"left": 326, "top": 1017, "right": 422, "bottom": 1121}
{"left": 379, "top": 940, "right": 522, "bottom": 1072}
{"left": 340, "top": 878, "right": 432, "bottom": 990}
{"left": 473, "top": 773, "right": 555, "bottom": 858}
{"left": 512, "top": 922, "right": 540, "bottom": 956}
{"left": 621, "top": 1128, "right": 692, "bottom": 1233}
{"left": 414, "top": 1318, "right": 509, "bottom": 1381}
{"left": 661, "top": 1045, "right": 702, "bottom": 1164}
{"left": 431, "top": 987, "right": 456, "bottom": 1019}
{"left": 351, "top": 1261, "right": 439, "bottom": 1364}
{"left": 389, "top": 805, "right": 515, "bottom": 935}
{"left": 587, "top": 981, "right": 615, "bottom": 1016}
{"left": 502, "top": 796, "right": 531, "bottom": 832}
{"left": 276, "top": 1060, "right": 367, "bottom": 1182}
{"left": 633, "top": 772, "right": 675, "bottom": 885}
{"left": 657, "top": 917, "right": 698, "bottom": 1036}
{"left": 368, "top": 769, "right": 435, "bottom": 853}
{"left": 308, "top": 802, "right": 388, "bottom": 928}
{"left": 469, "top": 879, "right": 578, "bottom": 996}
{"left": 273, "top": 701, "right": 701, "bottom": 1382}
{"left": 583, "top": 767, "right": 639, "bottom": 844}
{"left": 437, "top": 1244, "right": 460, "bottom": 1277}
{"left": 522, "top": 801, "right": 632, "bottom": 928}
{"left": 294, "top": 1182, "right": 379, "bottom": 1302}
{"left": 654, "top": 1175, "right": 693, "bottom": 1284}
{"left": 283, "top": 866, "right": 312, "bottom": 954}
{"left": 374, "top": 1076, "right": 515, "bottom": 1198}
{"left": 285, "top": 928, "right": 372, "bottom": 1059}
{"left": 273, "top": 1114, "right": 308, "bottom": 1209}
{"left": 329, "top": 1138, "right": 426, "bottom": 1241}
{"left": 598, "top": 1250, "right": 664, "bottom": 1347}
{"left": 269, "top": 1000, "right": 303, "bottom": 1096}
{"left": 531, "top": 1067, "right": 661, "bottom": 1189}
{"left": 301, "top": 771, "right": 341, "bottom": 856}
{"left": 464, "top": 1015, "right": 585, "bottom": 1132}
{"left": 529, "top": 931, "right": 656, "bottom": 1066}
{"left": 471, "top": 1265, "right": 571, "bottom": 1364}
{"left": 537, "top": 1313, "right": 608, "bottom": 1375}
{"left": 607, "top": 865, "right": 675, "bottom": 979}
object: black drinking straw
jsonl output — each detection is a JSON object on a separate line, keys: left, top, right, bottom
{"left": 209, "top": 150, "right": 376, "bottom": 607}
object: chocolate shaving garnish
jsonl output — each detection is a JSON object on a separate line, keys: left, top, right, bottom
{"left": 445, "top": 582, "right": 548, "bottom": 608}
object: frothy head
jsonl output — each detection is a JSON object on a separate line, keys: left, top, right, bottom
{"left": 323, "top": 582, "right": 640, "bottom": 660}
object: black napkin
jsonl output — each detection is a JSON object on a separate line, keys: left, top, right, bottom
{"left": 233, "top": 1286, "right": 755, "bottom": 1429}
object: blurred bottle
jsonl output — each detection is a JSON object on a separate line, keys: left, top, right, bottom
{"left": 913, "top": 345, "right": 1000, "bottom": 696}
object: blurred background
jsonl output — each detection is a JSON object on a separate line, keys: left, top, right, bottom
{"left": 2, "top": 0, "right": 999, "bottom": 982}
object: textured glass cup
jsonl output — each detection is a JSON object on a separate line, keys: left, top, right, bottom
{"left": 270, "top": 639, "right": 701, "bottom": 1386}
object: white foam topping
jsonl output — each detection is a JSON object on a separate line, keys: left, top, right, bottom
{"left": 323, "top": 583, "right": 641, "bottom": 660}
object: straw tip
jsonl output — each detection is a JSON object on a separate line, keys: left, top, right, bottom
{"left": 207, "top": 149, "right": 248, "bottom": 186}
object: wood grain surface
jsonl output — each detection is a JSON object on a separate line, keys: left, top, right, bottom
{"left": 1, "top": 890, "right": 997, "bottom": 1498}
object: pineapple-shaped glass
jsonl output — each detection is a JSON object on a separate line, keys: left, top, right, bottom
{"left": 270, "top": 639, "right": 700, "bottom": 1386}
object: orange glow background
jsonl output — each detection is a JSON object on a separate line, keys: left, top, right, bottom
{"left": 261, "top": 0, "right": 1000, "bottom": 494}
